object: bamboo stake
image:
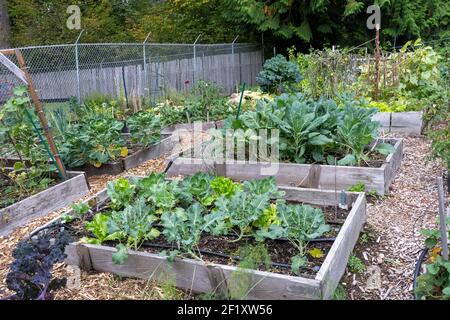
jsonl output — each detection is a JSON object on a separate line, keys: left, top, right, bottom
{"left": 437, "top": 177, "right": 449, "bottom": 260}
{"left": 14, "top": 49, "right": 67, "bottom": 179}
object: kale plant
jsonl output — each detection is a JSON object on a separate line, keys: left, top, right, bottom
{"left": 256, "top": 55, "right": 303, "bottom": 94}
{"left": 5, "top": 231, "right": 71, "bottom": 300}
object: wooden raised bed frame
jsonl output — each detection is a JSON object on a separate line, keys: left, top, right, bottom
{"left": 70, "top": 135, "right": 178, "bottom": 176}
{"left": 1, "top": 135, "right": 178, "bottom": 177}
{"left": 166, "top": 138, "right": 403, "bottom": 196}
{"left": 36, "top": 180, "right": 366, "bottom": 300}
{"left": 0, "top": 170, "right": 90, "bottom": 237}
{"left": 372, "top": 111, "right": 423, "bottom": 135}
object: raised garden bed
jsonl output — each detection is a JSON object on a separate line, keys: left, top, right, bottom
{"left": 69, "top": 135, "right": 177, "bottom": 176}
{"left": 161, "top": 121, "right": 219, "bottom": 135}
{"left": 372, "top": 111, "right": 423, "bottom": 135}
{"left": 0, "top": 170, "right": 90, "bottom": 237}
{"left": 166, "top": 138, "right": 403, "bottom": 195}
{"left": 34, "top": 176, "right": 366, "bottom": 300}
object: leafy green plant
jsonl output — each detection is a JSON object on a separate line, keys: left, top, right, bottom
{"left": 160, "top": 203, "right": 206, "bottom": 260}
{"left": 256, "top": 55, "right": 303, "bottom": 94}
{"left": 414, "top": 217, "right": 450, "bottom": 299}
{"left": 108, "top": 198, "right": 160, "bottom": 250}
{"left": 82, "top": 213, "right": 123, "bottom": 245}
{"left": 107, "top": 178, "right": 136, "bottom": 211}
{"left": 78, "top": 172, "right": 331, "bottom": 274}
{"left": 416, "top": 256, "right": 450, "bottom": 300}
{"left": 347, "top": 182, "right": 366, "bottom": 193}
{"left": 127, "top": 110, "right": 162, "bottom": 147}
{"left": 223, "top": 92, "right": 393, "bottom": 166}
{"left": 59, "top": 114, "right": 126, "bottom": 167}
{"left": 347, "top": 255, "right": 366, "bottom": 273}
{"left": 257, "top": 202, "right": 330, "bottom": 274}
{"left": 204, "top": 190, "right": 274, "bottom": 242}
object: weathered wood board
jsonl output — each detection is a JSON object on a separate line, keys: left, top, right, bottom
{"left": 161, "top": 121, "right": 218, "bottom": 135}
{"left": 123, "top": 136, "right": 178, "bottom": 171}
{"left": 166, "top": 138, "right": 403, "bottom": 196}
{"left": 69, "top": 136, "right": 179, "bottom": 177}
{"left": 0, "top": 171, "right": 90, "bottom": 237}
{"left": 372, "top": 111, "right": 423, "bottom": 135}
{"left": 40, "top": 183, "right": 366, "bottom": 300}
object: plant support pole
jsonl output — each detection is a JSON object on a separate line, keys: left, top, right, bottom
{"left": 193, "top": 34, "right": 201, "bottom": 84}
{"left": 15, "top": 49, "right": 67, "bottom": 179}
{"left": 143, "top": 32, "right": 151, "bottom": 101}
{"left": 437, "top": 177, "right": 449, "bottom": 260}
{"left": 374, "top": 25, "right": 380, "bottom": 100}
{"left": 75, "top": 30, "right": 84, "bottom": 103}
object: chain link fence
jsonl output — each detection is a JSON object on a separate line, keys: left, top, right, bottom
{"left": 0, "top": 42, "right": 263, "bottom": 106}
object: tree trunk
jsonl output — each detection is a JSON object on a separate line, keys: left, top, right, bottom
{"left": 0, "top": 0, "right": 11, "bottom": 48}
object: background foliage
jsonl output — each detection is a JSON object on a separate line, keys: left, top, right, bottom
{"left": 5, "top": 0, "right": 450, "bottom": 50}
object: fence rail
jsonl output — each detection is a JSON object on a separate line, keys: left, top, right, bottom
{"left": 0, "top": 42, "right": 263, "bottom": 105}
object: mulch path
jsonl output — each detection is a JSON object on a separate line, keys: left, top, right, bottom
{"left": 341, "top": 134, "right": 448, "bottom": 300}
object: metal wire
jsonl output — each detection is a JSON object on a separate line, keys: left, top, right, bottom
{"left": 0, "top": 42, "right": 262, "bottom": 105}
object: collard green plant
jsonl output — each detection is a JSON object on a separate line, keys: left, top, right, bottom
{"left": 59, "top": 114, "right": 126, "bottom": 167}
{"left": 204, "top": 191, "right": 272, "bottom": 242}
{"left": 224, "top": 92, "right": 391, "bottom": 166}
{"left": 127, "top": 110, "right": 162, "bottom": 148}
{"left": 256, "top": 55, "right": 303, "bottom": 94}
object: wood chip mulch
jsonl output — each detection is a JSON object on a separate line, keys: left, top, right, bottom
{"left": 341, "top": 134, "right": 448, "bottom": 300}
{"left": 0, "top": 134, "right": 448, "bottom": 300}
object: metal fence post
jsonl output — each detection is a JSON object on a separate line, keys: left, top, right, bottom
{"left": 74, "top": 30, "right": 84, "bottom": 103}
{"left": 193, "top": 34, "right": 201, "bottom": 83}
{"left": 232, "top": 36, "right": 239, "bottom": 90}
{"left": 231, "top": 35, "right": 239, "bottom": 56}
{"left": 143, "top": 32, "right": 151, "bottom": 101}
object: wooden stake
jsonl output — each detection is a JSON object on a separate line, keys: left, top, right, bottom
{"left": 14, "top": 49, "right": 67, "bottom": 179}
{"left": 437, "top": 177, "right": 449, "bottom": 260}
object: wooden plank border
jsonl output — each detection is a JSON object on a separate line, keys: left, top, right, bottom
{"left": 68, "top": 136, "right": 179, "bottom": 177}
{"left": 166, "top": 138, "right": 403, "bottom": 196}
{"left": 372, "top": 111, "right": 423, "bottom": 135}
{"left": 161, "top": 121, "right": 218, "bottom": 135}
{"left": 36, "top": 181, "right": 366, "bottom": 300}
{"left": 0, "top": 171, "right": 90, "bottom": 237}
